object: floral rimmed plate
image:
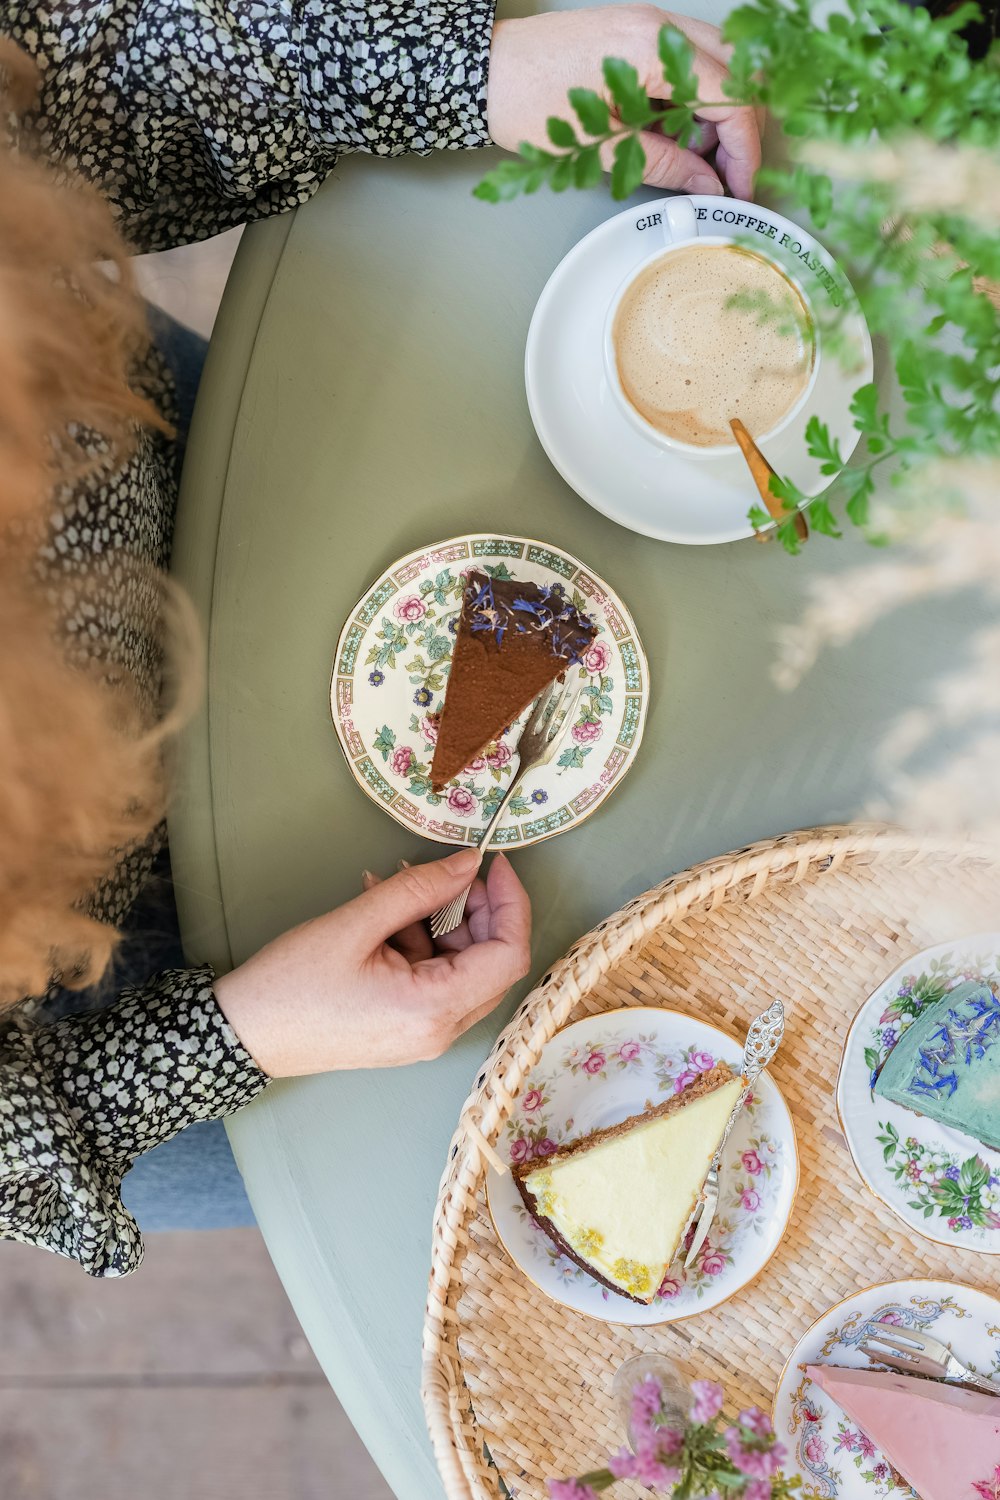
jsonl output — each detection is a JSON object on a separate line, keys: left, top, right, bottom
{"left": 485, "top": 1006, "right": 797, "bottom": 1326}
{"left": 329, "top": 535, "right": 648, "bottom": 847}
{"left": 837, "top": 935, "right": 1000, "bottom": 1254}
{"left": 772, "top": 1278, "right": 1000, "bottom": 1499}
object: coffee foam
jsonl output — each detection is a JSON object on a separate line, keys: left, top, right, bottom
{"left": 612, "top": 244, "right": 815, "bottom": 448}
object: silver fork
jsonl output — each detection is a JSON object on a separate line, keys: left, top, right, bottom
{"left": 681, "top": 999, "right": 786, "bottom": 1269}
{"left": 859, "top": 1321, "right": 1000, "bottom": 1397}
{"left": 429, "top": 677, "right": 583, "bottom": 938}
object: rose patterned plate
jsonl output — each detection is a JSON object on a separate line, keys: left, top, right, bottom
{"left": 485, "top": 1006, "right": 798, "bottom": 1325}
{"left": 329, "top": 534, "right": 648, "bottom": 847}
{"left": 772, "top": 1278, "right": 1000, "bottom": 1500}
{"left": 837, "top": 934, "right": 1000, "bottom": 1255}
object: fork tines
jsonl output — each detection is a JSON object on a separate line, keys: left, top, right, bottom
{"left": 859, "top": 1322, "right": 945, "bottom": 1380}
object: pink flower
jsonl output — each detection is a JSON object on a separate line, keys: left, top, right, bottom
{"left": 618, "top": 1041, "right": 641, "bottom": 1062}
{"left": 742, "top": 1149, "right": 764, "bottom": 1176}
{"left": 394, "top": 594, "right": 426, "bottom": 622}
{"left": 725, "top": 1428, "right": 786, "bottom": 1479}
{"left": 690, "top": 1379, "right": 725, "bottom": 1424}
{"left": 548, "top": 1482, "right": 598, "bottom": 1500}
{"left": 701, "top": 1251, "right": 727, "bottom": 1276}
{"left": 583, "top": 641, "right": 611, "bottom": 676}
{"left": 974, "top": 1465, "right": 1000, "bottom": 1500}
{"left": 611, "top": 1438, "right": 680, "bottom": 1488}
{"left": 834, "top": 1429, "right": 858, "bottom": 1453}
{"left": 656, "top": 1275, "right": 682, "bottom": 1299}
{"left": 534, "top": 1138, "right": 557, "bottom": 1158}
{"left": 629, "top": 1451, "right": 680, "bottom": 1488}
{"left": 629, "top": 1376, "right": 662, "bottom": 1445}
{"left": 509, "top": 1137, "right": 529, "bottom": 1163}
{"left": 745, "top": 1484, "right": 773, "bottom": 1500}
{"left": 420, "top": 714, "right": 439, "bottom": 744}
{"left": 390, "top": 745, "right": 414, "bottom": 777}
{"left": 691, "top": 1050, "right": 716, "bottom": 1072}
{"left": 522, "top": 1089, "right": 543, "bottom": 1113}
{"left": 741, "top": 1187, "right": 762, "bottom": 1212}
{"left": 571, "top": 719, "right": 602, "bottom": 745}
{"left": 803, "top": 1428, "right": 827, "bottom": 1464}
{"left": 486, "top": 742, "right": 512, "bottom": 769}
{"left": 674, "top": 1069, "right": 700, "bottom": 1093}
{"left": 607, "top": 1449, "right": 638, "bottom": 1479}
{"left": 739, "top": 1408, "right": 774, "bottom": 1439}
{"left": 857, "top": 1433, "right": 876, "bottom": 1460}
{"left": 582, "top": 1051, "right": 606, "bottom": 1075}
{"left": 467, "top": 756, "right": 487, "bottom": 771}
{"left": 446, "top": 786, "right": 477, "bottom": 816}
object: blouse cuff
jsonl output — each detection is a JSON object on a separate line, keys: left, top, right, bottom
{"left": 0, "top": 967, "right": 267, "bottom": 1277}
{"left": 298, "top": 0, "right": 497, "bottom": 154}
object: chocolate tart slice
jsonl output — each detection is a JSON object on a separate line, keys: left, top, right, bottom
{"left": 429, "top": 571, "right": 597, "bottom": 791}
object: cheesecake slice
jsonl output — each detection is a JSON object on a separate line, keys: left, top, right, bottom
{"left": 429, "top": 572, "right": 597, "bottom": 791}
{"left": 873, "top": 979, "right": 1000, "bottom": 1149}
{"left": 514, "top": 1062, "right": 742, "bottom": 1303}
{"left": 807, "top": 1363, "right": 1000, "bottom": 1500}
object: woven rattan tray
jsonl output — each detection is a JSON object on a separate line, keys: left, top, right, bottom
{"left": 422, "top": 824, "right": 1000, "bottom": 1500}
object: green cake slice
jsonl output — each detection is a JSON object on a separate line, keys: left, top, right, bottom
{"left": 874, "top": 979, "right": 1000, "bottom": 1150}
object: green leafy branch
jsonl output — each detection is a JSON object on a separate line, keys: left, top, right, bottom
{"left": 474, "top": 31, "right": 709, "bottom": 204}
{"left": 476, "top": 0, "right": 1000, "bottom": 554}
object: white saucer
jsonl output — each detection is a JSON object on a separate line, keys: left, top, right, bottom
{"left": 525, "top": 196, "right": 873, "bottom": 545}
{"left": 486, "top": 1006, "right": 797, "bottom": 1325}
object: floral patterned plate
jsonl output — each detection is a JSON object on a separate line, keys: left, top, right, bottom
{"left": 772, "top": 1278, "right": 1000, "bottom": 1499}
{"left": 837, "top": 935, "right": 1000, "bottom": 1254}
{"left": 330, "top": 535, "right": 648, "bottom": 847}
{"left": 485, "top": 1006, "right": 798, "bottom": 1325}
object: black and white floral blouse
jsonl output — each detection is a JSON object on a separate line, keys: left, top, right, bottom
{"left": 0, "top": 0, "right": 494, "bottom": 1276}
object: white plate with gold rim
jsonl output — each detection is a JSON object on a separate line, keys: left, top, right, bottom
{"left": 837, "top": 934, "right": 1000, "bottom": 1255}
{"left": 772, "top": 1278, "right": 1000, "bottom": 1499}
{"left": 526, "top": 195, "right": 872, "bottom": 545}
{"left": 486, "top": 1006, "right": 797, "bottom": 1325}
{"left": 329, "top": 534, "right": 648, "bottom": 847}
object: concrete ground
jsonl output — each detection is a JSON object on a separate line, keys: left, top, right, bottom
{"left": 0, "top": 236, "right": 394, "bottom": 1500}
{"left": 0, "top": 1230, "right": 394, "bottom": 1500}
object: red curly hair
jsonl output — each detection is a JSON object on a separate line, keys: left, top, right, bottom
{"left": 0, "top": 41, "right": 194, "bottom": 1005}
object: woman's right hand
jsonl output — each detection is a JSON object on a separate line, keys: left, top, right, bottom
{"left": 213, "top": 849, "right": 531, "bottom": 1078}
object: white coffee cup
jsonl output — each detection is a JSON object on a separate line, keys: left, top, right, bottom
{"left": 603, "top": 197, "right": 821, "bottom": 459}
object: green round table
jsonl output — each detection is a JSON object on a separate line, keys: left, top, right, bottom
{"left": 168, "top": 16, "right": 971, "bottom": 1495}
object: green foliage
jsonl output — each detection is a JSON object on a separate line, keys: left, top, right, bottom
{"left": 474, "top": 0, "right": 1000, "bottom": 552}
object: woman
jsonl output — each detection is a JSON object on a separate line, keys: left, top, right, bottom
{"left": 0, "top": 4, "right": 759, "bottom": 1276}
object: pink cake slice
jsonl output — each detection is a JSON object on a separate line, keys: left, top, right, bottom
{"left": 807, "top": 1363, "right": 1000, "bottom": 1500}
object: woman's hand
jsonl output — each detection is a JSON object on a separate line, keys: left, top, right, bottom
{"left": 214, "top": 849, "right": 531, "bottom": 1078}
{"left": 487, "top": 6, "right": 761, "bottom": 200}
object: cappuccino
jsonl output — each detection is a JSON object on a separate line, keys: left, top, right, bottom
{"left": 611, "top": 244, "right": 815, "bottom": 449}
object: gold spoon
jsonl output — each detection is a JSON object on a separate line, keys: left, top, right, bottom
{"left": 729, "top": 417, "right": 809, "bottom": 546}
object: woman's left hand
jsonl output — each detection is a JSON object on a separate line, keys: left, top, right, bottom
{"left": 486, "top": 6, "right": 762, "bottom": 200}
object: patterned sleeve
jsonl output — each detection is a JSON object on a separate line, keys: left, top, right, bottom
{"left": 0, "top": 966, "right": 267, "bottom": 1277}
{"left": 3, "top": 0, "right": 496, "bottom": 251}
